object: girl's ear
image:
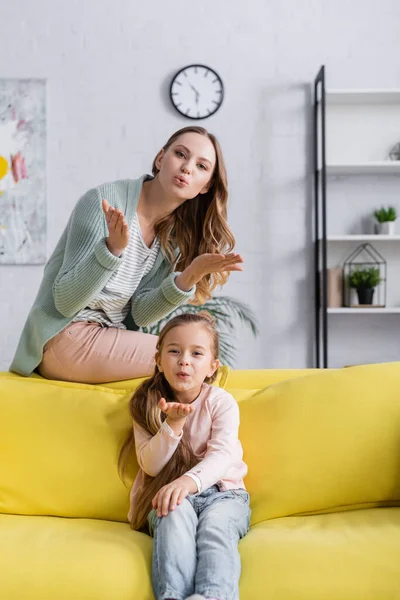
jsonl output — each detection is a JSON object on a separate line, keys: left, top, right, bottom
{"left": 155, "top": 149, "right": 164, "bottom": 171}
{"left": 207, "top": 358, "right": 220, "bottom": 378}
{"left": 155, "top": 351, "right": 163, "bottom": 372}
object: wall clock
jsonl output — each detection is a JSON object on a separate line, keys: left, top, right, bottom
{"left": 170, "top": 64, "right": 224, "bottom": 120}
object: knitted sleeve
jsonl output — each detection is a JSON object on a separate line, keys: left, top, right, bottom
{"left": 130, "top": 271, "right": 196, "bottom": 327}
{"left": 52, "top": 188, "right": 121, "bottom": 317}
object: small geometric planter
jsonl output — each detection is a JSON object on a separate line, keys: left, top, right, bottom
{"left": 343, "top": 243, "right": 386, "bottom": 308}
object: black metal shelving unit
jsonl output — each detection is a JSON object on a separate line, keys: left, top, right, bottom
{"left": 313, "top": 65, "right": 328, "bottom": 368}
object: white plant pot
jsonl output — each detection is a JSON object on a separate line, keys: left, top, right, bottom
{"left": 375, "top": 221, "right": 395, "bottom": 235}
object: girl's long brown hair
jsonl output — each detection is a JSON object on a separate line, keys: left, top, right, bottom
{"left": 119, "top": 312, "right": 220, "bottom": 531}
{"left": 152, "top": 126, "right": 235, "bottom": 305}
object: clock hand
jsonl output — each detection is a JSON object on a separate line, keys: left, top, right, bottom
{"left": 189, "top": 87, "right": 200, "bottom": 106}
{"left": 189, "top": 84, "right": 201, "bottom": 103}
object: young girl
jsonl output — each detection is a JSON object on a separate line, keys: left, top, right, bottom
{"left": 10, "top": 126, "right": 243, "bottom": 383}
{"left": 120, "top": 312, "right": 250, "bottom": 600}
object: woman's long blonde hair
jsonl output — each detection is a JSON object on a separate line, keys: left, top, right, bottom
{"left": 152, "top": 126, "right": 235, "bottom": 305}
{"left": 119, "top": 312, "right": 220, "bottom": 531}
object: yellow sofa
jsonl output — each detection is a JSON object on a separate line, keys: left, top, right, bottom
{"left": 1, "top": 363, "right": 400, "bottom": 600}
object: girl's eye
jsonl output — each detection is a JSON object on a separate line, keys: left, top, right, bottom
{"left": 176, "top": 151, "right": 185, "bottom": 158}
{"left": 169, "top": 349, "right": 179, "bottom": 354}
{"left": 198, "top": 163, "right": 207, "bottom": 170}
{"left": 193, "top": 352, "right": 203, "bottom": 356}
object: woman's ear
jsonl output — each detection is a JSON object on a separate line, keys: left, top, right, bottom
{"left": 155, "top": 149, "right": 165, "bottom": 172}
{"left": 207, "top": 358, "right": 220, "bottom": 378}
{"left": 199, "top": 178, "right": 213, "bottom": 195}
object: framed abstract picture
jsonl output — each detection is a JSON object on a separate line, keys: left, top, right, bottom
{"left": 0, "top": 79, "right": 46, "bottom": 264}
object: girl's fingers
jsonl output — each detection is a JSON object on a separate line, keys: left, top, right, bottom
{"left": 170, "top": 488, "right": 181, "bottom": 510}
{"left": 161, "top": 488, "right": 172, "bottom": 517}
{"left": 152, "top": 491, "right": 159, "bottom": 509}
{"left": 178, "top": 488, "right": 188, "bottom": 504}
{"left": 158, "top": 398, "right": 168, "bottom": 411}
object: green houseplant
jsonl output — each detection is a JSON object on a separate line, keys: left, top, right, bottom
{"left": 140, "top": 296, "right": 259, "bottom": 367}
{"left": 348, "top": 267, "right": 382, "bottom": 306}
{"left": 374, "top": 206, "right": 397, "bottom": 235}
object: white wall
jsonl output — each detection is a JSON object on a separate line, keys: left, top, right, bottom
{"left": 1, "top": 0, "right": 400, "bottom": 370}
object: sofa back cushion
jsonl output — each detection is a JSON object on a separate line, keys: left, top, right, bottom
{"left": 0, "top": 367, "right": 229, "bottom": 522}
{"left": 239, "top": 362, "right": 400, "bottom": 525}
{"left": 0, "top": 374, "right": 137, "bottom": 522}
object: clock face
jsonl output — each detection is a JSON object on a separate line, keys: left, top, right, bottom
{"left": 170, "top": 64, "right": 224, "bottom": 120}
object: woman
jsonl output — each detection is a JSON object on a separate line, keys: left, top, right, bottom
{"left": 10, "top": 126, "right": 243, "bottom": 383}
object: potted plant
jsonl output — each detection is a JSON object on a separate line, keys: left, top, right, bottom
{"left": 139, "top": 296, "right": 259, "bottom": 367}
{"left": 348, "top": 267, "right": 382, "bottom": 306}
{"left": 374, "top": 206, "right": 397, "bottom": 235}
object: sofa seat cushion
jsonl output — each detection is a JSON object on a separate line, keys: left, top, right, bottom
{"left": 0, "top": 514, "right": 153, "bottom": 600}
{"left": 239, "top": 507, "right": 400, "bottom": 600}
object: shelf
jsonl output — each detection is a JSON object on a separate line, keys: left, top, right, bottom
{"left": 325, "top": 89, "right": 400, "bottom": 105}
{"left": 328, "top": 307, "right": 400, "bottom": 314}
{"left": 325, "top": 235, "right": 400, "bottom": 242}
{"left": 325, "top": 162, "right": 400, "bottom": 175}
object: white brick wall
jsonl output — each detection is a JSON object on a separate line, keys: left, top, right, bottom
{"left": 1, "top": 0, "right": 400, "bottom": 370}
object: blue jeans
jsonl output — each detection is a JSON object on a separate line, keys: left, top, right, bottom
{"left": 148, "top": 485, "right": 251, "bottom": 600}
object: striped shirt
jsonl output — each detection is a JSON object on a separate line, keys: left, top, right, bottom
{"left": 75, "top": 212, "right": 161, "bottom": 328}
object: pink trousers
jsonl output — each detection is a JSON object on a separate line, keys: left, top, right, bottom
{"left": 38, "top": 321, "right": 158, "bottom": 384}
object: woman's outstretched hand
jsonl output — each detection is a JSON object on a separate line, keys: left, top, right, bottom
{"left": 175, "top": 252, "right": 244, "bottom": 291}
{"left": 102, "top": 199, "right": 130, "bottom": 257}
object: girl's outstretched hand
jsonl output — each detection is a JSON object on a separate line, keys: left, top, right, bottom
{"left": 152, "top": 475, "right": 198, "bottom": 517}
{"left": 158, "top": 397, "right": 194, "bottom": 421}
{"left": 102, "top": 199, "right": 130, "bottom": 257}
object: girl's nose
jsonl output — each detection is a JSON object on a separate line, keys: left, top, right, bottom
{"left": 179, "top": 356, "right": 190, "bottom": 365}
{"left": 181, "top": 163, "right": 191, "bottom": 174}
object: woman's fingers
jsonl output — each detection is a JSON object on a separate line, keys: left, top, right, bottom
{"left": 121, "top": 221, "right": 129, "bottom": 236}
{"left": 102, "top": 199, "right": 127, "bottom": 231}
{"left": 102, "top": 199, "right": 110, "bottom": 214}
{"left": 109, "top": 209, "right": 123, "bottom": 229}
